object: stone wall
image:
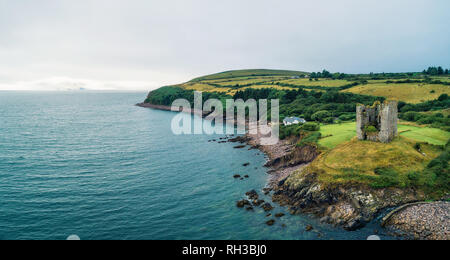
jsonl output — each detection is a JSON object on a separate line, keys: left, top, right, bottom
{"left": 356, "top": 101, "right": 398, "bottom": 143}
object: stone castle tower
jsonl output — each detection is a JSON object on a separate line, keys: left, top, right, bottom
{"left": 356, "top": 101, "right": 398, "bottom": 143}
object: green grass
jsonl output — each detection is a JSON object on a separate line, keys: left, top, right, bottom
{"left": 318, "top": 121, "right": 450, "bottom": 149}
{"left": 190, "top": 69, "right": 308, "bottom": 82}
{"left": 318, "top": 122, "right": 357, "bottom": 149}
{"left": 398, "top": 125, "right": 450, "bottom": 145}
{"left": 278, "top": 78, "right": 350, "bottom": 87}
{"left": 343, "top": 83, "right": 450, "bottom": 103}
{"left": 289, "top": 137, "right": 443, "bottom": 189}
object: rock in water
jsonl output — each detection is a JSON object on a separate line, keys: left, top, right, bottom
{"left": 262, "top": 203, "right": 273, "bottom": 212}
{"left": 236, "top": 200, "right": 250, "bottom": 208}
{"left": 266, "top": 219, "right": 275, "bottom": 226}
{"left": 305, "top": 225, "right": 314, "bottom": 232}
{"left": 252, "top": 200, "right": 265, "bottom": 206}
{"left": 245, "top": 190, "right": 259, "bottom": 200}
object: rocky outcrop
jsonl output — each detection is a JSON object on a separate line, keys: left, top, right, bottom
{"left": 382, "top": 201, "right": 449, "bottom": 240}
{"left": 265, "top": 144, "right": 318, "bottom": 169}
{"left": 272, "top": 170, "right": 425, "bottom": 231}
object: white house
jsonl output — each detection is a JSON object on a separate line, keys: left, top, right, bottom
{"left": 283, "top": 117, "right": 306, "bottom": 126}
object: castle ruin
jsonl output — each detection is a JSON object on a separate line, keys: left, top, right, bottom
{"left": 356, "top": 101, "right": 398, "bottom": 143}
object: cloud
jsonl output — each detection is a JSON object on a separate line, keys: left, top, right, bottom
{"left": 0, "top": 0, "right": 449, "bottom": 91}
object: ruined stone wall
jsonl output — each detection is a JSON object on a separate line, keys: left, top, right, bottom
{"left": 378, "top": 101, "right": 398, "bottom": 143}
{"left": 356, "top": 101, "right": 398, "bottom": 143}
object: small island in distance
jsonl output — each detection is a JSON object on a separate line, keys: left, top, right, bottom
{"left": 139, "top": 67, "right": 450, "bottom": 240}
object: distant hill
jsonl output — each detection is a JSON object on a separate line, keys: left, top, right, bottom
{"left": 190, "top": 69, "right": 309, "bottom": 82}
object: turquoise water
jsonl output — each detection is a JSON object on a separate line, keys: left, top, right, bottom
{"left": 0, "top": 92, "right": 393, "bottom": 240}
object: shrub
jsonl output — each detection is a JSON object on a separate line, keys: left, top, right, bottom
{"left": 438, "top": 94, "right": 449, "bottom": 101}
{"left": 311, "top": 110, "right": 331, "bottom": 122}
{"left": 414, "top": 143, "right": 421, "bottom": 151}
{"left": 279, "top": 124, "right": 302, "bottom": 140}
{"left": 338, "top": 113, "right": 356, "bottom": 121}
{"left": 302, "top": 122, "right": 320, "bottom": 131}
{"left": 417, "top": 117, "right": 434, "bottom": 125}
{"left": 322, "top": 117, "right": 335, "bottom": 124}
{"left": 371, "top": 168, "right": 401, "bottom": 188}
{"left": 365, "top": 125, "right": 378, "bottom": 133}
{"left": 297, "top": 131, "right": 321, "bottom": 147}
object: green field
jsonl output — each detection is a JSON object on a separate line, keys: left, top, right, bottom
{"left": 278, "top": 78, "right": 350, "bottom": 87}
{"left": 318, "top": 122, "right": 358, "bottom": 149}
{"left": 319, "top": 122, "right": 450, "bottom": 149}
{"left": 146, "top": 68, "right": 450, "bottom": 196}
{"left": 175, "top": 69, "right": 450, "bottom": 105}
{"left": 343, "top": 83, "right": 450, "bottom": 103}
{"left": 190, "top": 69, "right": 308, "bottom": 82}
{"left": 398, "top": 125, "right": 450, "bottom": 145}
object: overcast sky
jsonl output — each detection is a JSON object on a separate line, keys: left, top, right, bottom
{"left": 0, "top": 0, "right": 449, "bottom": 91}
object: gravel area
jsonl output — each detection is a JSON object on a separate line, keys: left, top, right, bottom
{"left": 384, "top": 201, "right": 449, "bottom": 240}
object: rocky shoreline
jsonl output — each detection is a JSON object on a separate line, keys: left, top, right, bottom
{"left": 136, "top": 102, "right": 212, "bottom": 117}
{"left": 137, "top": 102, "right": 449, "bottom": 239}
{"left": 241, "top": 129, "right": 449, "bottom": 238}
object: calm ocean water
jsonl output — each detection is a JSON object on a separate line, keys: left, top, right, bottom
{"left": 0, "top": 91, "right": 393, "bottom": 240}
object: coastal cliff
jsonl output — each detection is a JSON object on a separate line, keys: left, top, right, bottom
{"left": 139, "top": 100, "right": 448, "bottom": 237}
{"left": 244, "top": 132, "right": 424, "bottom": 231}
{"left": 139, "top": 79, "right": 449, "bottom": 239}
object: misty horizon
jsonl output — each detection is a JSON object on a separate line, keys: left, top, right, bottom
{"left": 1, "top": 0, "right": 449, "bottom": 91}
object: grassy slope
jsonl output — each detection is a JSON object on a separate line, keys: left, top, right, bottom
{"left": 278, "top": 78, "right": 350, "bottom": 87}
{"left": 148, "top": 70, "right": 449, "bottom": 195}
{"left": 319, "top": 122, "right": 450, "bottom": 149}
{"left": 183, "top": 70, "right": 449, "bottom": 104}
{"left": 190, "top": 69, "right": 308, "bottom": 82}
{"left": 302, "top": 137, "right": 442, "bottom": 188}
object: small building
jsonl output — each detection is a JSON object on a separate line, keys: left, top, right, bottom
{"left": 283, "top": 117, "right": 306, "bottom": 126}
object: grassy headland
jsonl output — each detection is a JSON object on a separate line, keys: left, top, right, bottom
{"left": 143, "top": 67, "right": 450, "bottom": 199}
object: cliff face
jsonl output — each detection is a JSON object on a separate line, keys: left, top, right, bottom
{"left": 272, "top": 169, "right": 424, "bottom": 231}
{"left": 265, "top": 144, "right": 318, "bottom": 169}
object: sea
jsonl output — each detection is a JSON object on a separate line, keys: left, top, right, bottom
{"left": 0, "top": 91, "right": 394, "bottom": 240}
